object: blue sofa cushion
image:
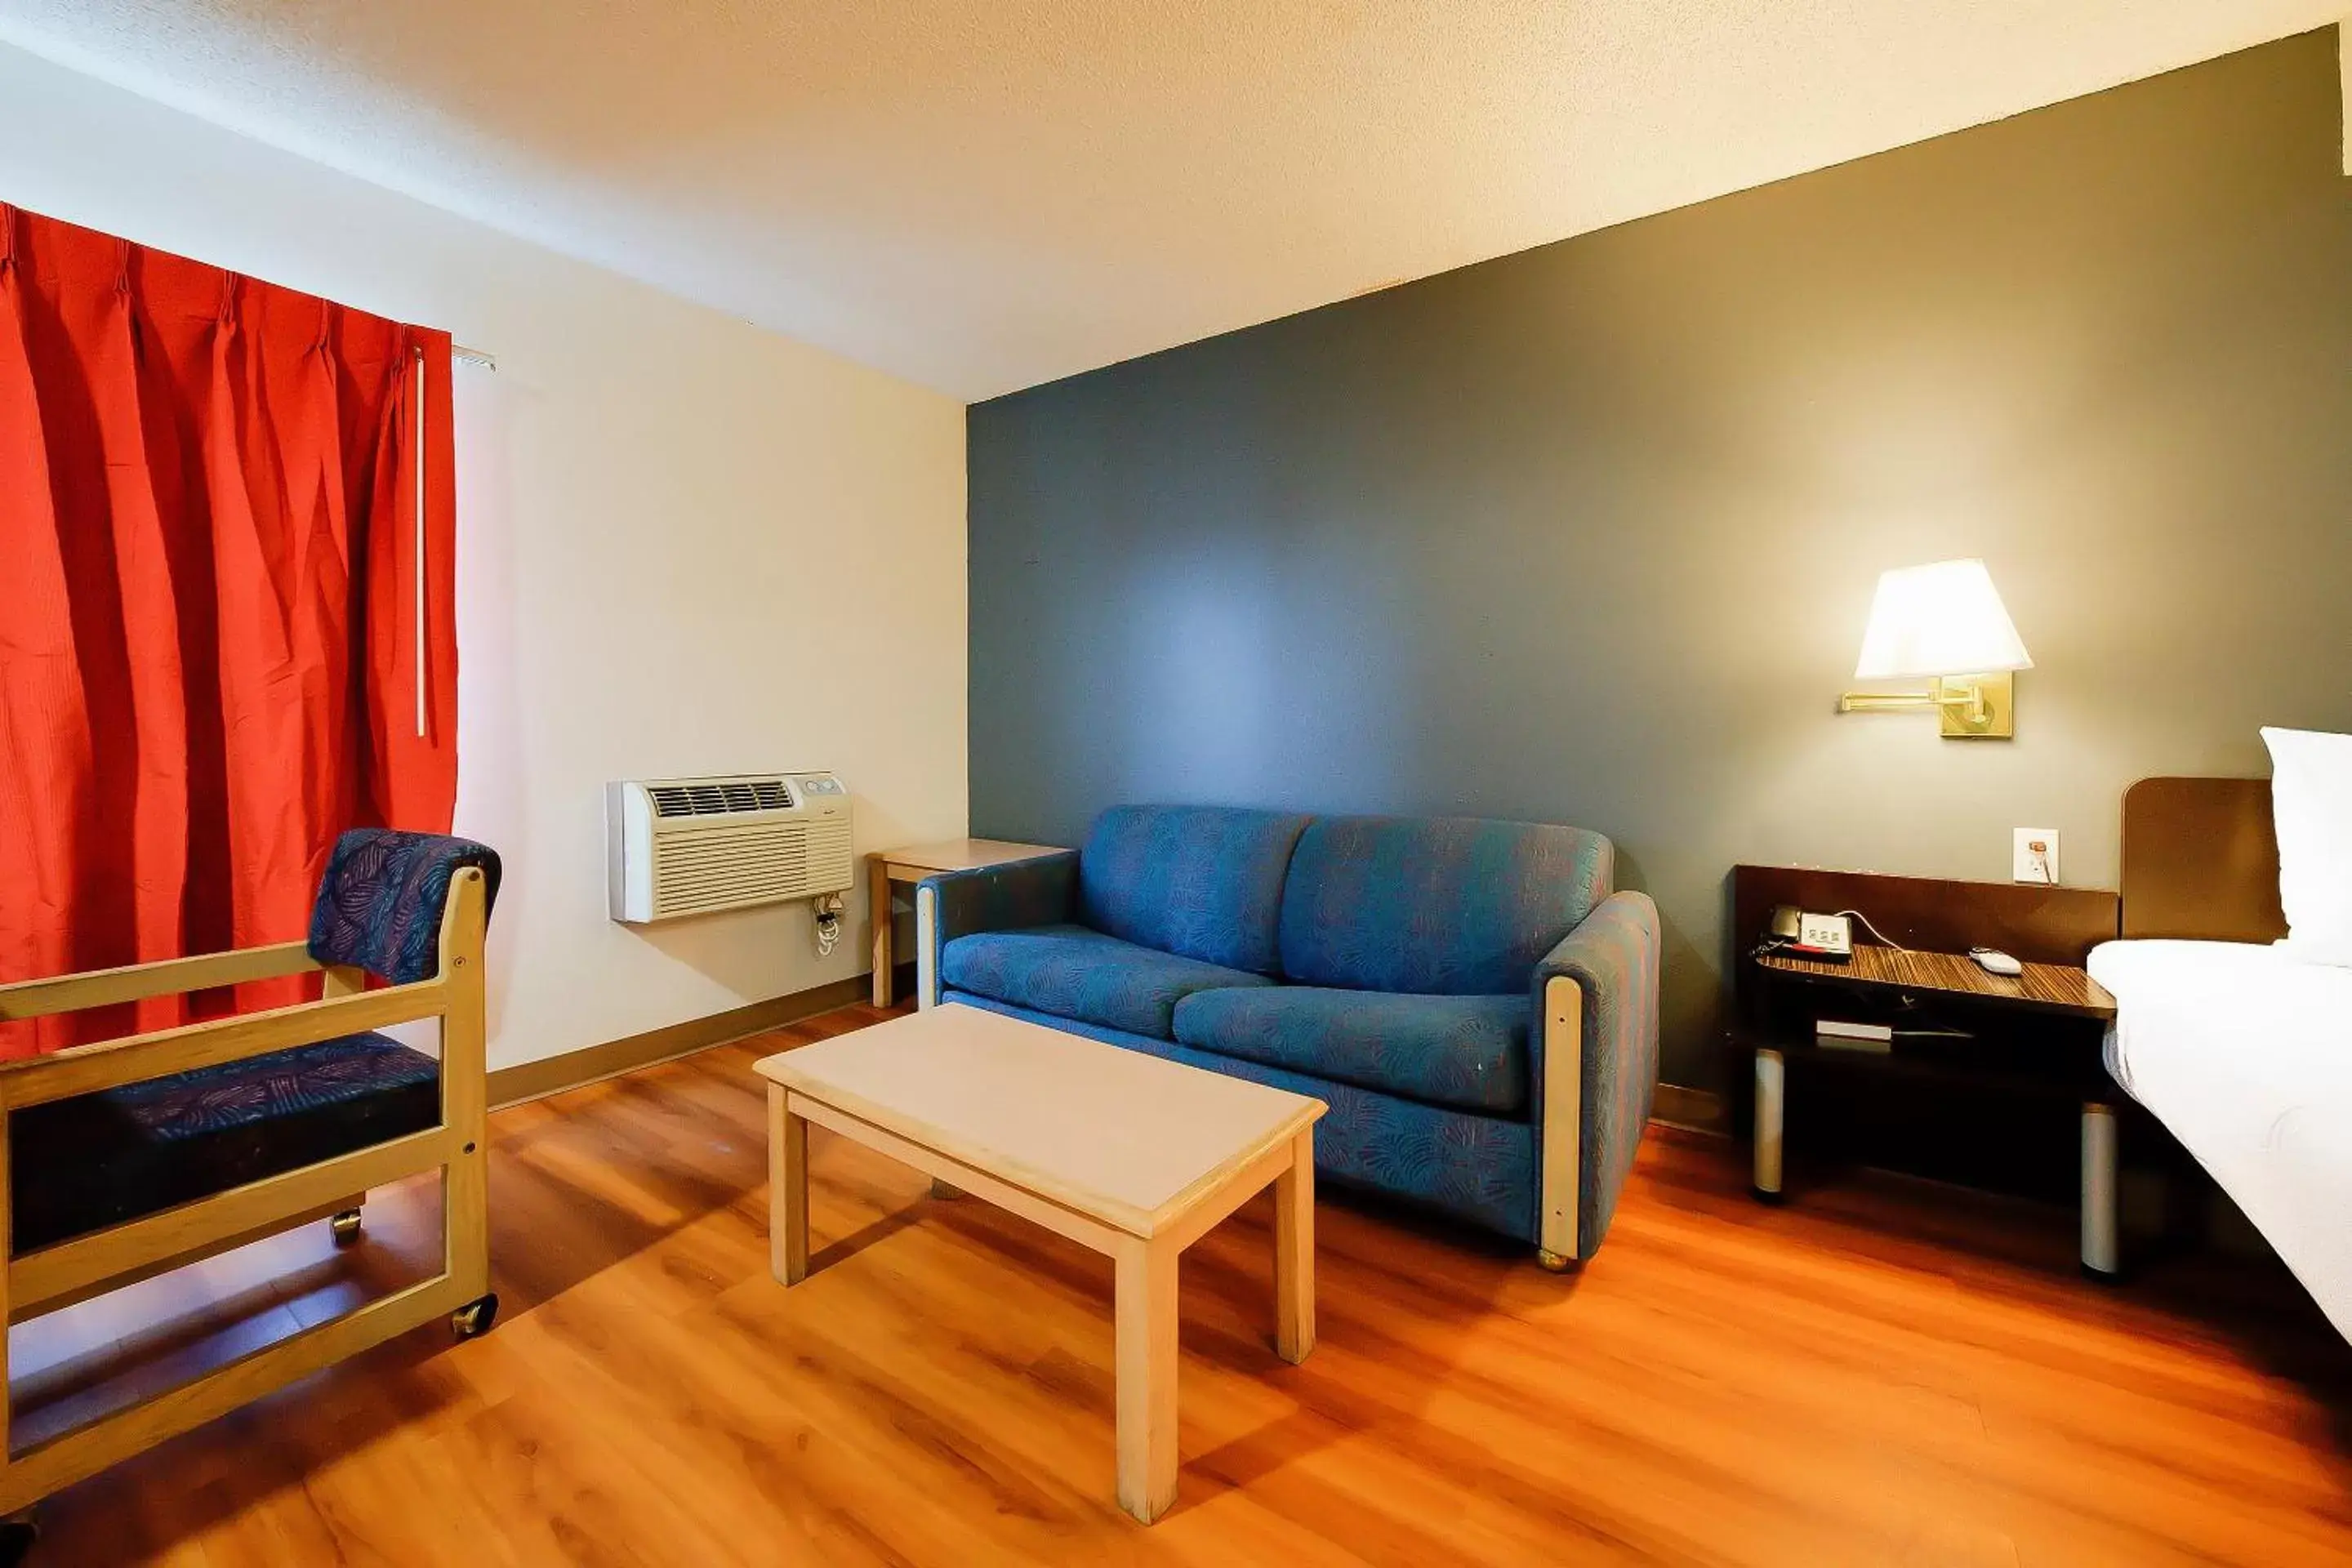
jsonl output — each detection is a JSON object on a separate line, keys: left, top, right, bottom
{"left": 1277, "top": 815, "right": 1612, "bottom": 996}
{"left": 10, "top": 1031, "right": 440, "bottom": 1254}
{"left": 940, "top": 924, "right": 1276, "bottom": 1040}
{"left": 1078, "top": 805, "right": 1310, "bottom": 974}
{"left": 1173, "top": 987, "right": 1529, "bottom": 1117}
{"left": 947, "top": 992, "right": 1539, "bottom": 1242}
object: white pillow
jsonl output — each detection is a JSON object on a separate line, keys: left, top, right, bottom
{"left": 2262, "top": 727, "right": 2352, "bottom": 968}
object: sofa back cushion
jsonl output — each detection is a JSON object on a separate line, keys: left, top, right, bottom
{"left": 1080, "top": 805, "right": 1311, "bottom": 974}
{"left": 1277, "top": 815, "right": 1613, "bottom": 995}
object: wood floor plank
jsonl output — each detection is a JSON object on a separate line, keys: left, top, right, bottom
{"left": 13, "top": 999, "right": 2348, "bottom": 1565}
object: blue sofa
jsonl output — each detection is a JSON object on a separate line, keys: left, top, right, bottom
{"left": 915, "top": 805, "right": 1661, "bottom": 1265}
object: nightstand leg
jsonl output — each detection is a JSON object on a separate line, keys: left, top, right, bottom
{"left": 2081, "top": 1101, "right": 2119, "bottom": 1279}
{"left": 1753, "top": 1048, "right": 1785, "bottom": 1200}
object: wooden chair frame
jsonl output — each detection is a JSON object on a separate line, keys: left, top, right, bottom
{"left": 0, "top": 867, "right": 491, "bottom": 1514}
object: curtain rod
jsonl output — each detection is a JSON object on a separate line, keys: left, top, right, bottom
{"left": 453, "top": 343, "right": 497, "bottom": 370}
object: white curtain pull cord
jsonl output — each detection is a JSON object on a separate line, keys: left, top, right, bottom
{"left": 414, "top": 345, "right": 427, "bottom": 740}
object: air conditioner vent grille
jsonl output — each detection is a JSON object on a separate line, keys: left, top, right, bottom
{"left": 649, "top": 818, "right": 854, "bottom": 920}
{"left": 648, "top": 777, "right": 795, "bottom": 818}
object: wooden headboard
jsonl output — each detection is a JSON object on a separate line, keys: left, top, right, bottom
{"left": 2119, "top": 777, "right": 2284, "bottom": 942}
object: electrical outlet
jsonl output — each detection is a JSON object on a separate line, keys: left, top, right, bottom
{"left": 2014, "top": 828, "right": 2058, "bottom": 884}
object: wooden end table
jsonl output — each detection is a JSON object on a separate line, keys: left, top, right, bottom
{"left": 754, "top": 1004, "right": 1325, "bottom": 1525}
{"left": 1741, "top": 943, "right": 2123, "bottom": 1275}
{"left": 866, "top": 838, "right": 1064, "bottom": 1007}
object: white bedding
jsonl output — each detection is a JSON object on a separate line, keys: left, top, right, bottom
{"left": 2089, "top": 940, "right": 2352, "bottom": 1343}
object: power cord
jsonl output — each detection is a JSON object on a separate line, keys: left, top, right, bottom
{"left": 1833, "top": 909, "right": 1909, "bottom": 951}
{"left": 812, "top": 892, "right": 846, "bottom": 956}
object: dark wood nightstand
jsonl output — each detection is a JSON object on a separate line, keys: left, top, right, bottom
{"left": 1729, "top": 866, "right": 2124, "bottom": 1276}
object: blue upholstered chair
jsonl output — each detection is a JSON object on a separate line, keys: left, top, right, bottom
{"left": 0, "top": 829, "right": 501, "bottom": 1534}
{"left": 915, "top": 805, "right": 1661, "bottom": 1267}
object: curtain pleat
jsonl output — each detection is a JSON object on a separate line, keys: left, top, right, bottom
{"left": 94, "top": 246, "right": 190, "bottom": 1036}
{"left": 0, "top": 204, "right": 457, "bottom": 1055}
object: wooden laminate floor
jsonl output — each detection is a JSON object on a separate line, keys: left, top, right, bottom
{"left": 19, "top": 1003, "right": 2351, "bottom": 1565}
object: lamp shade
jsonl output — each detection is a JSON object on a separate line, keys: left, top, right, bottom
{"left": 1852, "top": 559, "right": 2032, "bottom": 679}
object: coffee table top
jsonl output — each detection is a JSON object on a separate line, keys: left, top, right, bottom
{"left": 753, "top": 1004, "right": 1324, "bottom": 1238}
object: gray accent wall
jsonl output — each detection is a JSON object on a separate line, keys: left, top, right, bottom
{"left": 966, "top": 31, "right": 2352, "bottom": 1089}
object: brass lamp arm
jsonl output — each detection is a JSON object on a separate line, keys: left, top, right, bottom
{"left": 1837, "top": 688, "right": 1980, "bottom": 712}
{"left": 1835, "top": 671, "right": 2014, "bottom": 737}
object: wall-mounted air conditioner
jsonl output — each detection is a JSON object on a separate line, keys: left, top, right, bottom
{"left": 606, "top": 773, "right": 853, "bottom": 924}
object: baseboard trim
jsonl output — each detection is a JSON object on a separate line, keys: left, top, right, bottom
{"left": 487, "top": 976, "right": 871, "bottom": 1110}
{"left": 1652, "top": 1083, "right": 1726, "bottom": 1135}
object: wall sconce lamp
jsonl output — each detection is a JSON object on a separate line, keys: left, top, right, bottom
{"left": 1838, "top": 559, "right": 2032, "bottom": 739}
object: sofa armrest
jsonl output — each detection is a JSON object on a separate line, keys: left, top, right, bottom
{"left": 1529, "top": 890, "right": 1662, "bottom": 1263}
{"left": 914, "top": 852, "right": 1080, "bottom": 1007}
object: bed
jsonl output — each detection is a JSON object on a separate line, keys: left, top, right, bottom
{"left": 2089, "top": 777, "right": 2352, "bottom": 1343}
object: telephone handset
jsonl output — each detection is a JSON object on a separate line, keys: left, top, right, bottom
{"left": 1764, "top": 905, "right": 1853, "bottom": 963}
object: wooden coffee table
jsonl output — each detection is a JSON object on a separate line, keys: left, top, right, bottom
{"left": 752, "top": 1004, "right": 1325, "bottom": 1524}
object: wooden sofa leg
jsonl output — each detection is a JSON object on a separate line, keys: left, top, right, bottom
{"left": 1535, "top": 1249, "right": 1578, "bottom": 1273}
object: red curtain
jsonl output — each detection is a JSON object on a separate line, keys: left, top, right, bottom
{"left": 0, "top": 203, "right": 457, "bottom": 1055}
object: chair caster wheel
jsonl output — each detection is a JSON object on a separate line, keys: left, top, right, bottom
{"left": 452, "top": 1293, "right": 499, "bottom": 1339}
{"left": 329, "top": 1209, "right": 363, "bottom": 1247}
{"left": 1535, "top": 1249, "right": 1576, "bottom": 1272}
{"left": 0, "top": 1506, "right": 39, "bottom": 1566}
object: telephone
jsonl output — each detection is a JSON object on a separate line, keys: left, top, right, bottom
{"left": 1766, "top": 905, "right": 1853, "bottom": 962}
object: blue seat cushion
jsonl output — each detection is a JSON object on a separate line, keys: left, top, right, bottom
{"left": 1078, "top": 805, "right": 1310, "bottom": 974}
{"left": 948, "top": 991, "right": 1539, "bottom": 1243}
{"left": 1172, "top": 987, "right": 1530, "bottom": 1117}
{"left": 1278, "top": 815, "right": 1613, "bottom": 995}
{"left": 940, "top": 924, "right": 1276, "bottom": 1040}
{"left": 10, "top": 1031, "right": 441, "bottom": 1255}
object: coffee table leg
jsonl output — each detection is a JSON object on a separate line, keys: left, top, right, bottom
{"left": 1114, "top": 1236, "right": 1178, "bottom": 1524}
{"left": 770, "top": 1085, "right": 810, "bottom": 1285}
{"left": 1274, "top": 1129, "right": 1315, "bottom": 1363}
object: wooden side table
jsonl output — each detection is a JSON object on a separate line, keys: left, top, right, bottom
{"left": 867, "top": 838, "right": 1065, "bottom": 1006}
{"left": 1741, "top": 943, "right": 2123, "bottom": 1275}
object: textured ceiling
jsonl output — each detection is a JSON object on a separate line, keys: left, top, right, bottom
{"left": 0, "top": 2, "right": 2338, "bottom": 399}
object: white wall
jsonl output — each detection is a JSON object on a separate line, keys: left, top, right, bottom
{"left": 0, "top": 44, "right": 969, "bottom": 1069}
